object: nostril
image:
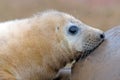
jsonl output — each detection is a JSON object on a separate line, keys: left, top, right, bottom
{"left": 100, "top": 33, "right": 105, "bottom": 39}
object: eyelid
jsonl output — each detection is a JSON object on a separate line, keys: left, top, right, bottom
{"left": 68, "top": 25, "right": 79, "bottom": 35}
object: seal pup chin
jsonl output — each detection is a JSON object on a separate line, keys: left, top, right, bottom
{"left": 0, "top": 10, "right": 104, "bottom": 80}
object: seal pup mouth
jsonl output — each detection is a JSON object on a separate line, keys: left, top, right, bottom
{"left": 75, "top": 39, "right": 104, "bottom": 62}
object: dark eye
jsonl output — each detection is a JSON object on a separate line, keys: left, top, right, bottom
{"left": 68, "top": 25, "right": 79, "bottom": 35}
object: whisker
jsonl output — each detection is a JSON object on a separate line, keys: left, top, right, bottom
{"left": 75, "top": 39, "right": 104, "bottom": 62}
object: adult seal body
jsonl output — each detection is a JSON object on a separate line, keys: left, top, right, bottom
{"left": 0, "top": 10, "right": 104, "bottom": 80}
{"left": 71, "top": 26, "right": 120, "bottom": 80}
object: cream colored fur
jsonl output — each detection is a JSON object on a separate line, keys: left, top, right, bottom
{"left": 0, "top": 10, "right": 103, "bottom": 80}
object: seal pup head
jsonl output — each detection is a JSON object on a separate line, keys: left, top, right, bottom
{"left": 35, "top": 10, "right": 104, "bottom": 62}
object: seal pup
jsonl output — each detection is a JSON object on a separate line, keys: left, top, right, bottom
{"left": 0, "top": 10, "right": 104, "bottom": 80}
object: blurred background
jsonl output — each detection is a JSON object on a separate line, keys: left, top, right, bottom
{"left": 0, "top": 0, "right": 120, "bottom": 31}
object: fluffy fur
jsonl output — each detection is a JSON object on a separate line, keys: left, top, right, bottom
{"left": 0, "top": 10, "right": 104, "bottom": 80}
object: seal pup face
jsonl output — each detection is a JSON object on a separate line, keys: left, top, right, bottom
{"left": 60, "top": 15, "right": 104, "bottom": 61}
{"left": 42, "top": 11, "right": 105, "bottom": 61}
